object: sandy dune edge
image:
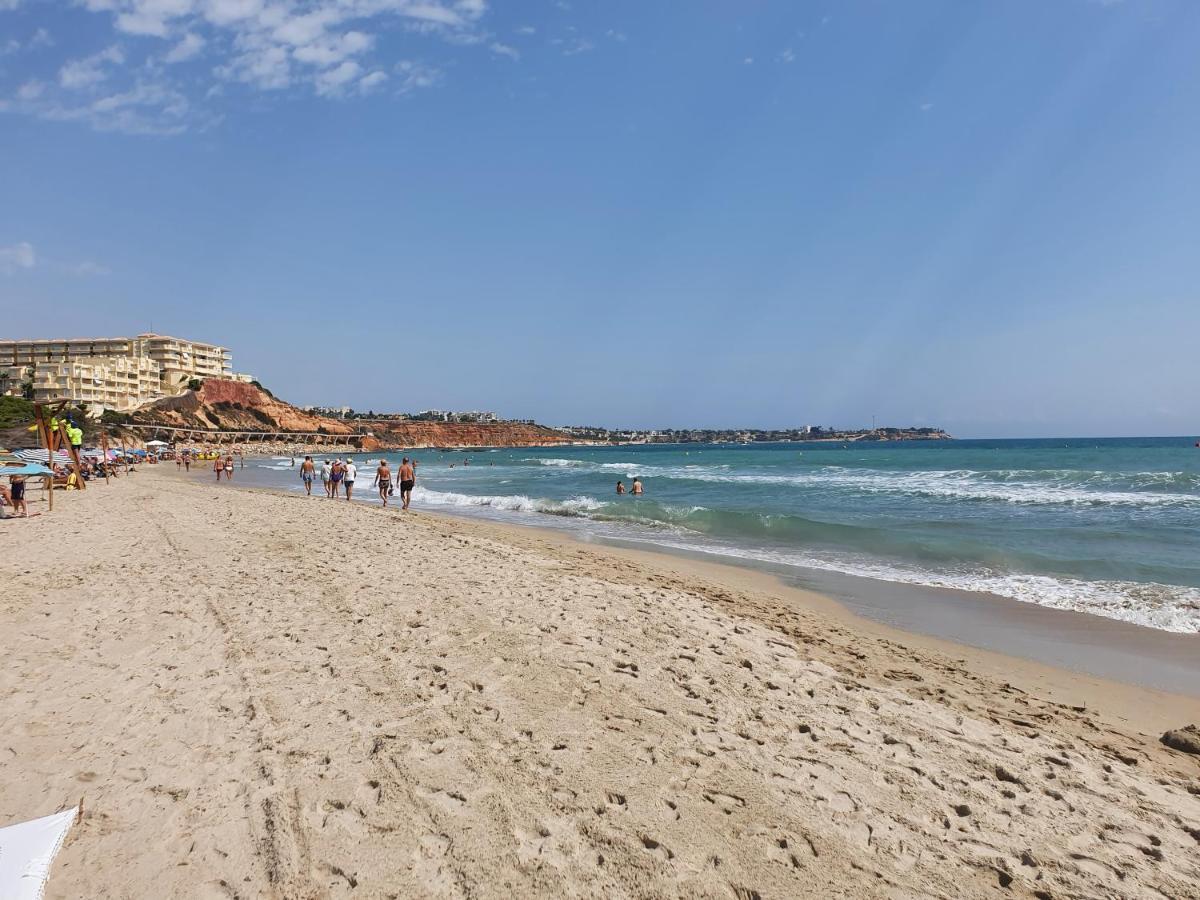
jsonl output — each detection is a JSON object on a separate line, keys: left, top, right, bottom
{"left": 2, "top": 473, "right": 1197, "bottom": 899}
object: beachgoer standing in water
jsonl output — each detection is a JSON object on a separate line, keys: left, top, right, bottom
{"left": 616, "top": 480, "right": 626, "bottom": 494}
{"left": 330, "top": 459, "right": 344, "bottom": 497}
{"left": 300, "top": 456, "right": 315, "bottom": 495}
{"left": 631, "top": 477, "right": 643, "bottom": 495}
{"left": 398, "top": 457, "right": 415, "bottom": 510}
{"left": 375, "top": 459, "right": 392, "bottom": 507}
{"left": 225, "top": 455, "right": 235, "bottom": 481}
{"left": 320, "top": 459, "right": 332, "bottom": 496}
{"left": 343, "top": 458, "right": 357, "bottom": 501}
{"left": 214, "top": 456, "right": 223, "bottom": 482}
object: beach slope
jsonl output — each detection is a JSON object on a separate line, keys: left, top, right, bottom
{"left": 1, "top": 473, "right": 1197, "bottom": 898}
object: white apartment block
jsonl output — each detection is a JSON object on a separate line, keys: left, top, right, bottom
{"left": 0, "top": 332, "right": 237, "bottom": 409}
{"left": 30, "top": 355, "right": 163, "bottom": 411}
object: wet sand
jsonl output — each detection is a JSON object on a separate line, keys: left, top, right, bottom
{"left": 2, "top": 470, "right": 1198, "bottom": 898}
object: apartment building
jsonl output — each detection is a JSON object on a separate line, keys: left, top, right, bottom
{"left": 30, "top": 355, "right": 163, "bottom": 410}
{"left": 0, "top": 332, "right": 237, "bottom": 409}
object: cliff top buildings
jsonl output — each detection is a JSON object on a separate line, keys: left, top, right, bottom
{"left": 0, "top": 332, "right": 252, "bottom": 411}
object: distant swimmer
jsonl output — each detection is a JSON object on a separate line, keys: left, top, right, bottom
{"left": 616, "top": 480, "right": 626, "bottom": 495}
{"left": 631, "top": 477, "right": 643, "bottom": 495}
{"left": 375, "top": 459, "right": 392, "bottom": 507}
{"left": 300, "top": 456, "right": 315, "bottom": 495}
{"left": 399, "top": 456, "right": 415, "bottom": 511}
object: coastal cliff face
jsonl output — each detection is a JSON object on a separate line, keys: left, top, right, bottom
{"left": 364, "top": 420, "right": 571, "bottom": 448}
{"left": 133, "top": 380, "right": 355, "bottom": 434}
{"left": 130, "top": 379, "right": 571, "bottom": 448}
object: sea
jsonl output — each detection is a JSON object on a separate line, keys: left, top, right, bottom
{"left": 243, "top": 438, "right": 1200, "bottom": 635}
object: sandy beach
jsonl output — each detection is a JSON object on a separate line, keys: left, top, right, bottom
{"left": 2, "top": 469, "right": 1198, "bottom": 899}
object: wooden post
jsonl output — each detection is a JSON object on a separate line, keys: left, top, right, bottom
{"left": 34, "top": 402, "right": 54, "bottom": 512}
{"left": 99, "top": 429, "right": 111, "bottom": 484}
{"left": 120, "top": 438, "right": 130, "bottom": 474}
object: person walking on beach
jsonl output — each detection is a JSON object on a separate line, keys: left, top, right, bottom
{"left": 330, "top": 459, "right": 344, "bottom": 497}
{"left": 300, "top": 456, "right": 315, "bottom": 496}
{"left": 321, "top": 459, "right": 332, "bottom": 497}
{"left": 224, "top": 455, "right": 235, "bottom": 481}
{"left": 183, "top": 454, "right": 190, "bottom": 472}
{"left": 631, "top": 477, "right": 643, "bottom": 495}
{"left": 375, "top": 459, "right": 392, "bottom": 507}
{"left": 398, "top": 457, "right": 415, "bottom": 510}
{"left": 343, "top": 458, "right": 357, "bottom": 501}
{"left": 9, "top": 475, "right": 27, "bottom": 517}
{"left": 214, "top": 456, "right": 223, "bottom": 482}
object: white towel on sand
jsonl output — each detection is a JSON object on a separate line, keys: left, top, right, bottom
{"left": 0, "top": 806, "right": 79, "bottom": 900}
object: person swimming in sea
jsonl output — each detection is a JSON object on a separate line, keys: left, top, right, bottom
{"left": 631, "top": 477, "right": 643, "bottom": 495}
{"left": 616, "top": 480, "right": 626, "bottom": 495}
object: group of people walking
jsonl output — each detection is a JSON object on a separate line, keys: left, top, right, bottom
{"left": 298, "top": 456, "right": 416, "bottom": 510}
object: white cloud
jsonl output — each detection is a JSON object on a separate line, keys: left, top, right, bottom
{"left": 742, "top": 56, "right": 754, "bottom": 65}
{"left": 16, "top": 79, "right": 45, "bottom": 100}
{"left": 920, "top": 102, "right": 934, "bottom": 112}
{"left": 489, "top": 41, "right": 518, "bottom": 61}
{"left": 59, "top": 45, "right": 125, "bottom": 90}
{"left": 0, "top": 0, "right": 633, "bottom": 135}
{"left": 314, "top": 60, "right": 361, "bottom": 96}
{"left": 777, "top": 47, "right": 795, "bottom": 64}
{"left": 292, "top": 30, "right": 373, "bottom": 67}
{"left": 559, "top": 37, "right": 593, "bottom": 57}
{"left": 394, "top": 59, "right": 440, "bottom": 92}
{"left": 67, "top": 260, "right": 112, "bottom": 276}
{"left": 0, "top": 241, "right": 36, "bottom": 274}
{"left": 29, "top": 27, "right": 54, "bottom": 49}
{"left": 163, "top": 31, "right": 205, "bottom": 63}
{"left": 358, "top": 69, "right": 387, "bottom": 92}
{"left": 605, "top": 29, "right": 626, "bottom": 42}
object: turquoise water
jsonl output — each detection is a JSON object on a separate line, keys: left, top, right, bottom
{"left": 250, "top": 438, "right": 1200, "bottom": 633}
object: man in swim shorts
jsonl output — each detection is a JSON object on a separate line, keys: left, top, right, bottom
{"left": 300, "top": 456, "right": 315, "bottom": 495}
{"left": 375, "top": 459, "right": 392, "bottom": 507}
{"left": 10, "top": 475, "right": 27, "bottom": 516}
{"left": 398, "top": 457, "right": 415, "bottom": 510}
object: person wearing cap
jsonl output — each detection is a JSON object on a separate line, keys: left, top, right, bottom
{"left": 343, "top": 457, "right": 357, "bottom": 501}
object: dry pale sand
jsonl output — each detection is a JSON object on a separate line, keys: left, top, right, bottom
{"left": 2, "top": 470, "right": 1198, "bottom": 899}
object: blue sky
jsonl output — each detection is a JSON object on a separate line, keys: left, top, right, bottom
{"left": 2, "top": 0, "right": 1198, "bottom": 436}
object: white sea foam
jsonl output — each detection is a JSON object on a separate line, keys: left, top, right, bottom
{"left": 527, "top": 460, "right": 1200, "bottom": 507}
{"left": 412, "top": 487, "right": 603, "bottom": 517}
{"left": 613, "top": 536, "right": 1200, "bottom": 634}
{"left": 410, "top": 481, "right": 1200, "bottom": 633}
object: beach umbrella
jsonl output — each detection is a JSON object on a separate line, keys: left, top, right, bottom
{"left": 0, "top": 805, "right": 81, "bottom": 899}
{"left": 0, "top": 461, "right": 54, "bottom": 477}
{"left": 14, "top": 448, "right": 72, "bottom": 465}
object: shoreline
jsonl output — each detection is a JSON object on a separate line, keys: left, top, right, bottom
{"left": 227, "top": 460, "right": 1200, "bottom": 702}
{"left": 4, "top": 470, "right": 1198, "bottom": 898}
